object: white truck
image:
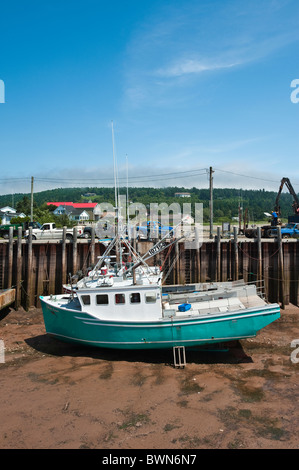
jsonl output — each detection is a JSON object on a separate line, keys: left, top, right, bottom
{"left": 24, "top": 223, "right": 83, "bottom": 240}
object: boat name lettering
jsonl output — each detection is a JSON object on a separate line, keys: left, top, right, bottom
{"left": 148, "top": 241, "right": 167, "bottom": 256}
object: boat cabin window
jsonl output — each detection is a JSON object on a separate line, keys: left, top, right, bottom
{"left": 145, "top": 292, "right": 156, "bottom": 303}
{"left": 115, "top": 293, "right": 125, "bottom": 304}
{"left": 130, "top": 293, "right": 141, "bottom": 304}
{"left": 96, "top": 294, "right": 109, "bottom": 305}
{"left": 81, "top": 295, "right": 91, "bottom": 305}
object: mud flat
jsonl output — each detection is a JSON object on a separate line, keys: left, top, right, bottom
{"left": 0, "top": 305, "right": 298, "bottom": 449}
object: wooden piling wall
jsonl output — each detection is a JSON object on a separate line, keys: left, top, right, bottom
{"left": 0, "top": 234, "right": 298, "bottom": 309}
{"left": 0, "top": 236, "right": 105, "bottom": 309}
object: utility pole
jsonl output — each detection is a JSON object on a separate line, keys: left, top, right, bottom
{"left": 30, "top": 176, "right": 34, "bottom": 222}
{"left": 209, "top": 166, "right": 214, "bottom": 239}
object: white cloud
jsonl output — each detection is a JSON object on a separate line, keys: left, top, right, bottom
{"left": 123, "top": 0, "right": 299, "bottom": 107}
{"left": 156, "top": 59, "right": 239, "bottom": 78}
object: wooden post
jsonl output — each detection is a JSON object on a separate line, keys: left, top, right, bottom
{"left": 296, "top": 243, "right": 299, "bottom": 306}
{"left": 7, "top": 226, "right": 13, "bottom": 288}
{"left": 91, "top": 226, "right": 95, "bottom": 266}
{"left": 283, "top": 242, "right": 290, "bottom": 305}
{"left": 61, "top": 227, "right": 67, "bottom": 286}
{"left": 209, "top": 166, "right": 214, "bottom": 239}
{"left": 175, "top": 241, "right": 179, "bottom": 284}
{"left": 48, "top": 244, "right": 56, "bottom": 295}
{"left": 195, "top": 226, "right": 201, "bottom": 283}
{"left": 221, "top": 241, "right": 228, "bottom": 281}
{"left": 233, "top": 226, "right": 238, "bottom": 281}
{"left": 15, "top": 226, "right": 22, "bottom": 309}
{"left": 257, "top": 226, "right": 262, "bottom": 281}
{"left": 262, "top": 241, "right": 269, "bottom": 301}
{"left": 277, "top": 226, "right": 285, "bottom": 309}
{"left": 217, "top": 226, "right": 221, "bottom": 282}
{"left": 26, "top": 227, "right": 33, "bottom": 310}
{"left": 72, "top": 227, "right": 78, "bottom": 274}
{"left": 36, "top": 245, "right": 45, "bottom": 303}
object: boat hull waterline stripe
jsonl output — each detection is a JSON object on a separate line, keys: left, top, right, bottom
{"left": 46, "top": 331, "right": 256, "bottom": 346}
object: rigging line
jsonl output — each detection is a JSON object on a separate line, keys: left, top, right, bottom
{"left": 241, "top": 267, "right": 299, "bottom": 283}
{"left": 162, "top": 244, "right": 180, "bottom": 284}
{"left": 237, "top": 244, "right": 280, "bottom": 260}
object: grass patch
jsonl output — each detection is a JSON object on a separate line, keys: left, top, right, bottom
{"left": 151, "top": 364, "right": 166, "bottom": 385}
{"left": 236, "top": 382, "right": 265, "bottom": 402}
{"left": 179, "top": 370, "right": 204, "bottom": 395}
{"left": 131, "top": 370, "right": 148, "bottom": 387}
{"left": 117, "top": 409, "right": 150, "bottom": 430}
{"left": 99, "top": 362, "right": 113, "bottom": 380}
{"left": 163, "top": 422, "right": 181, "bottom": 432}
{"left": 177, "top": 399, "right": 188, "bottom": 408}
{"left": 171, "top": 434, "right": 203, "bottom": 448}
{"left": 218, "top": 406, "right": 289, "bottom": 442}
{"left": 27, "top": 371, "right": 59, "bottom": 385}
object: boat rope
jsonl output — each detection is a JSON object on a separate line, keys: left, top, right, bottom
{"left": 237, "top": 244, "right": 280, "bottom": 261}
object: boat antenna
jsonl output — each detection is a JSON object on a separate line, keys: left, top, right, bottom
{"left": 111, "top": 120, "right": 122, "bottom": 268}
{"left": 69, "top": 272, "right": 74, "bottom": 299}
{"left": 126, "top": 154, "right": 130, "bottom": 240}
{"left": 111, "top": 120, "right": 118, "bottom": 210}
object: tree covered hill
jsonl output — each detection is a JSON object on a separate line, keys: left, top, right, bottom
{"left": 0, "top": 186, "right": 296, "bottom": 223}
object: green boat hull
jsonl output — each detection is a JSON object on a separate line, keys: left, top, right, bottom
{"left": 40, "top": 297, "right": 280, "bottom": 350}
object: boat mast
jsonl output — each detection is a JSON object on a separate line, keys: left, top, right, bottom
{"left": 111, "top": 121, "right": 122, "bottom": 268}
{"left": 126, "top": 154, "right": 130, "bottom": 240}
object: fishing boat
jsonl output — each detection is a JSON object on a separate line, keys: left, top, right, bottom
{"left": 39, "top": 229, "right": 280, "bottom": 350}
{"left": 39, "top": 124, "right": 280, "bottom": 351}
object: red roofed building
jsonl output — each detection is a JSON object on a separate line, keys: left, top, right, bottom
{"left": 47, "top": 202, "right": 75, "bottom": 207}
{"left": 73, "top": 203, "right": 98, "bottom": 209}
{"left": 47, "top": 202, "right": 98, "bottom": 208}
{"left": 48, "top": 202, "right": 100, "bottom": 221}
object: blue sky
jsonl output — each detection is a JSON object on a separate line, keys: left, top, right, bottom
{"left": 0, "top": 0, "right": 299, "bottom": 195}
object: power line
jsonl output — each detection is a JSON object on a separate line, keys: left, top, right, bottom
{"left": 35, "top": 169, "right": 208, "bottom": 184}
{"left": 214, "top": 168, "right": 299, "bottom": 186}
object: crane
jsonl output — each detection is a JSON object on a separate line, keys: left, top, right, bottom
{"left": 274, "top": 177, "right": 299, "bottom": 216}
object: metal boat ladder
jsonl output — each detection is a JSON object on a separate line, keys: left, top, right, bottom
{"left": 173, "top": 346, "right": 186, "bottom": 368}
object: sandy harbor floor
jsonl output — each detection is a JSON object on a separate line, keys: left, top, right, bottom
{"left": 0, "top": 303, "right": 298, "bottom": 450}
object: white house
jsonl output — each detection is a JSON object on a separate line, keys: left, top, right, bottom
{"left": 53, "top": 205, "right": 90, "bottom": 221}
{"left": 174, "top": 192, "right": 191, "bottom": 198}
{"left": 67, "top": 208, "right": 90, "bottom": 222}
{"left": 0, "top": 206, "right": 26, "bottom": 224}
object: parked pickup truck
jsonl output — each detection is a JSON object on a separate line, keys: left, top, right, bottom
{"left": 271, "top": 223, "right": 299, "bottom": 238}
{"left": 24, "top": 223, "right": 83, "bottom": 240}
{"left": 0, "top": 221, "right": 41, "bottom": 239}
{"left": 136, "top": 221, "right": 173, "bottom": 240}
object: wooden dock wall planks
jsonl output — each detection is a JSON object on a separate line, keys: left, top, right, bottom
{"left": 0, "top": 234, "right": 299, "bottom": 309}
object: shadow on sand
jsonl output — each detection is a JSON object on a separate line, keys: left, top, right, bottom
{"left": 25, "top": 333, "right": 253, "bottom": 366}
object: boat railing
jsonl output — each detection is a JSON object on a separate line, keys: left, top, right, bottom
{"left": 246, "top": 279, "right": 267, "bottom": 300}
